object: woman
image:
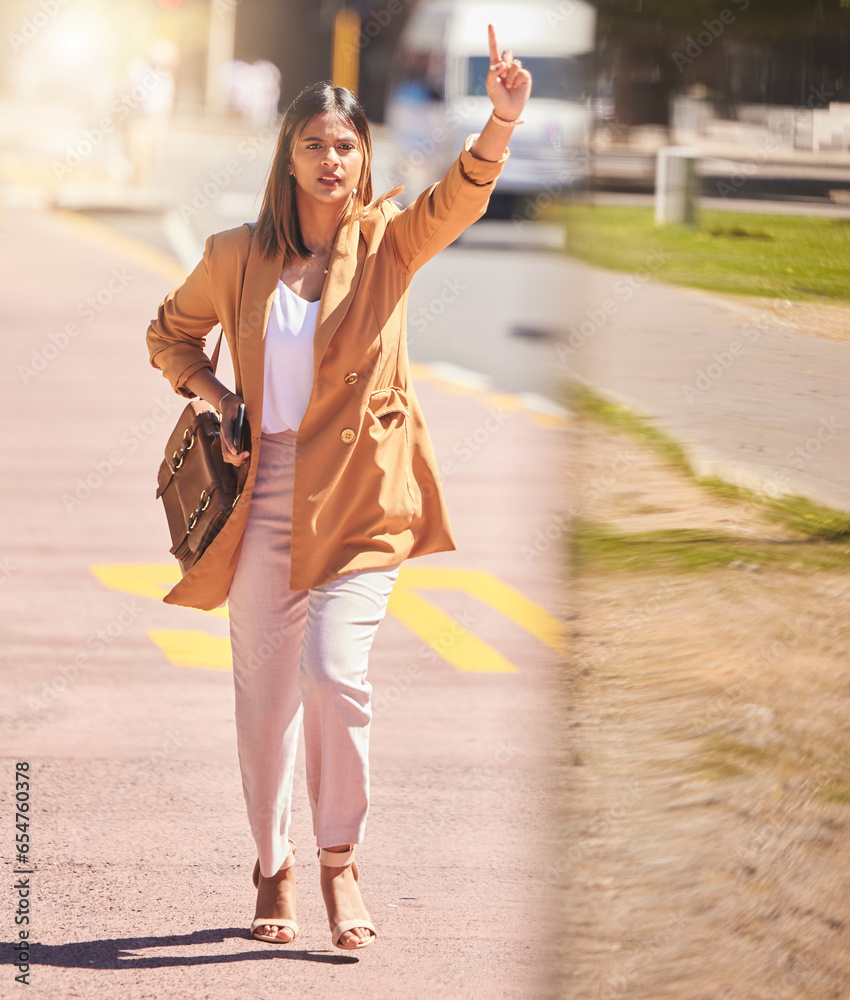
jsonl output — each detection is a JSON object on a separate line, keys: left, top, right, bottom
{"left": 146, "top": 25, "right": 531, "bottom": 951}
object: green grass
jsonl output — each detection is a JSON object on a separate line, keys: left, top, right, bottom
{"left": 568, "top": 382, "right": 693, "bottom": 477}
{"left": 557, "top": 205, "right": 850, "bottom": 303}
{"left": 819, "top": 780, "right": 850, "bottom": 805}
{"left": 572, "top": 520, "right": 850, "bottom": 574}
{"left": 686, "top": 737, "right": 775, "bottom": 782}
{"left": 569, "top": 383, "right": 850, "bottom": 542}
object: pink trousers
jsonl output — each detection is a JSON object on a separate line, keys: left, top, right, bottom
{"left": 227, "top": 429, "right": 400, "bottom": 878}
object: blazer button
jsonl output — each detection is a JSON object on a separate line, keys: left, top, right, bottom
{"left": 340, "top": 428, "right": 356, "bottom": 443}
{"left": 344, "top": 372, "right": 358, "bottom": 384}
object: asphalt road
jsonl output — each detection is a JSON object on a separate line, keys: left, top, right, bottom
{"left": 0, "top": 201, "right": 569, "bottom": 999}
{"left": 568, "top": 262, "right": 850, "bottom": 512}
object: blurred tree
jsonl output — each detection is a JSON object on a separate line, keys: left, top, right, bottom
{"left": 592, "top": 0, "right": 850, "bottom": 125}
{"left": 596, "top": 0, "right": 849, "bottom": 22}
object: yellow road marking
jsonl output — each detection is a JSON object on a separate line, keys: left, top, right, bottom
{"left": 408, "top": 363, "right": 568, "bottom": 427}
{"left": 393, "top": 567, "right": 564, "bottom": 654}
{"left": 88, "top": 562, "right": 228, "bottom": 620}
{"left": 481, "top": 392, "right": 523, "bottom": 412}
{"left": 148, "top": 630, "right": 232, "bottom": 670}
{"left": 53, "top": 211, "right": 186, "bottom": 284}
{"left": 387, "top": 586, "right": 517, "bottom": 673}
{"left": 528, "top": 412, "right": 569, "bottom": 429}
{"left": 387, "top": 588, "right": 519, "bottom": 674}
{"left": 88, "top": 563, "right": 562, "bottom": 673}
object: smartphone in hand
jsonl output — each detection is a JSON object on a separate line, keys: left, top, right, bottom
{"left": 232, "top": 402, "right": 246, "bottom": 453}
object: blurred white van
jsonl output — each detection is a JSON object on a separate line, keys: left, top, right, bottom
{"left": 385, "top": 0, "right": 596, "bottom": 214}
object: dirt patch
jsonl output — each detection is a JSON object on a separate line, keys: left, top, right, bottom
{"left": 571, "top": 422, "right": 804, "bottom": 540}
{"left": 556, "top": 420, "right": 850, "bottom": 999}
{"left": 712, "top": 290, "right": 850, "bottom": 346}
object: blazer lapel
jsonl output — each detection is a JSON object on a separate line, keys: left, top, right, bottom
{"left": 236, "top": 211, "right": 365, "bottom": 419}
{"left": 312, "top": 215, "right": 365, "bottom": 377}
{"left": 236, "top": 235, "right": 283, "bottom": 421}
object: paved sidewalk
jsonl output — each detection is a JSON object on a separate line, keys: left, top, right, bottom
{"left": 566, "top": 258, "right": 850, "bottom": 511}
{"left": 0, "top": 207, "right": 568, "bottom": 999}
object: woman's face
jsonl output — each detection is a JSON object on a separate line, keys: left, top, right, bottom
{"left": 288, "top": 111, "right": 364, "bottom": 208}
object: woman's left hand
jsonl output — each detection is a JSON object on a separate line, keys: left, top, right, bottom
{"left": 486, "top": 23, "right": 532, "bottom": 123}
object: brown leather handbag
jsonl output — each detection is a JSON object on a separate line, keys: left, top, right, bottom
{"left": 156, "top": 333, "right": 249, "bottom": 576}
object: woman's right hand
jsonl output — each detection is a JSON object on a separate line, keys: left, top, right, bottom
{"left": 219, "top": 392, "right": 250, "bottom": 467}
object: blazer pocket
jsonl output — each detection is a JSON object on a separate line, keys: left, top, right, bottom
{"left": 364, "top": 386, "right": 416, "bottom": 531}
{"left": 367, "top": 385, "right": 410, "bottom": 421}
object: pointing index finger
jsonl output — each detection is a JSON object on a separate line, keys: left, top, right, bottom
{"left": 488, "top": 23, "right": 500, "bottom": 66}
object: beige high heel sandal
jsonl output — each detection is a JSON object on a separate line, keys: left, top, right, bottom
{"left": 250, "top": 841, "right": 299, "bottom": 944}
{"left": 318, "top": 845, "right": 377, "bottom": 950}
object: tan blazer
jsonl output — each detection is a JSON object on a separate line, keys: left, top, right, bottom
{"left": 146, "top": 135, "right": 509, "bottom": 610}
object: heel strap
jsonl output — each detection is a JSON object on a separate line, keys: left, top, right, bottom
{"left": 255, "top": 840, "right": 296, "bottom": 886}
{"left": 280, "top": 840, "right": 297, "bottom": 871}
{"left": 318, "top": 845, "right": 356, "bottom": 868}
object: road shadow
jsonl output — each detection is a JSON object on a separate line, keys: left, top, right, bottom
{"left": 1, "top": 929, "right": 359, "bottom": 969}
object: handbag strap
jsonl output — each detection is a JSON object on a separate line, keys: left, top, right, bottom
{"left": 210, "top": 330, "right": 224, "bottom": 374}
{"left": 209, "top": 223, "right": 255, "bottom": 382}
{"left": 208, "top": 328, "right": 249, "bottom": 490}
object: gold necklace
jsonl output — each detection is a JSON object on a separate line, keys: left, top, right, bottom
{"left": 308, "top": 249, "right": 332, "bottom": 274}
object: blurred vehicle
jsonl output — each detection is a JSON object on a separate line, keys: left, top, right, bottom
{"left": 385, "top": 0, "right": 597, "bottom": 214}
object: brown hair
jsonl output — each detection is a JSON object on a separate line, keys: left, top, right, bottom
{"left": 255, "top": 81, "right": 402, "bottom": 261}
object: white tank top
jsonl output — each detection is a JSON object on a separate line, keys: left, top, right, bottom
{"left": 261, "top": 280, "right": 321, "bottom": 434}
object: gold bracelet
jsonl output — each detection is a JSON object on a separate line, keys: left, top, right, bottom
{"left": 491, "top": 111, "right": 524, "bottom": 126}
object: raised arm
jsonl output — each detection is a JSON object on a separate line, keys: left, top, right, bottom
{"left": 470, "top": 23, "right": 533, "bottom": 162}
{"left": 384, "top": 23, "right": 532, "bottom": 274}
